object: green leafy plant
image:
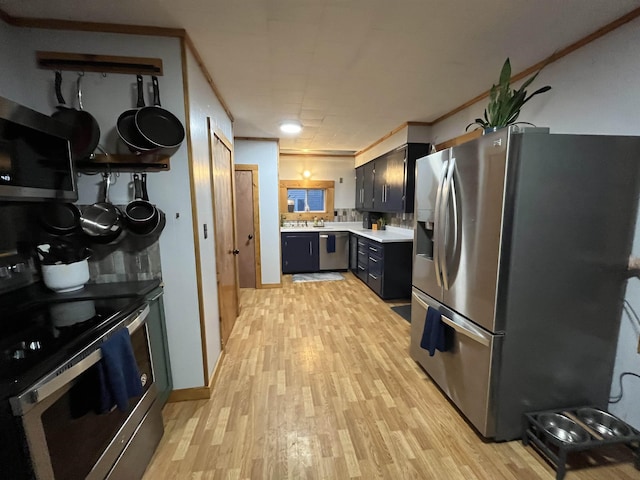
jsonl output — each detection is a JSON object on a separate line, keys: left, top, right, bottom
{"left": 466, "top": 58, "right": 551, "bottom": 131}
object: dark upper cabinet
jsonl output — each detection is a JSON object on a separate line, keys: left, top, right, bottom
{"left": 373, "top": 157, "right": 386, "bottom": 208}
{"left": 355, "top": 143, "right": 430, "bottom": 213}
{"left": 281, "top": 232, "right": 319, "bottom": 274}
{"left": 362, "top": 161, "right": 375, "bottom": 210}
{"left": 381, "top": 148, "right": 407, "bottom": 212}
{"left": 355, "top": 166, "right": 365, "bottom": 210}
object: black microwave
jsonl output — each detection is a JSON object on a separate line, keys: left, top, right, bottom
{"left": 0, "top": 96, "right": 76, "bottom": 202}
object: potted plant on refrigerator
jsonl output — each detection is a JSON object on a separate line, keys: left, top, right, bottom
{"left": 466, "top": 57, "right": 551, "bottom": 133}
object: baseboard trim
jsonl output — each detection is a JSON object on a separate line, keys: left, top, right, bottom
{"left": 167, "top": 386, "right": 211, "bottom": 402}
{"left": 167, "top": 350, "right": 226, "bottom": 403}
{"left": 260, "top": 283, "right": 282, "bottom": 289}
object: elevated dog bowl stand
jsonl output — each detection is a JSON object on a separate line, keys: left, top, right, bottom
{"left": 522, "top": 408, "right": 640, "bottom": 480}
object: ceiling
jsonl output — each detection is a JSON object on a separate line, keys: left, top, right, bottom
{"left": 1, "top": 0, "right": 639, "bottom": 154}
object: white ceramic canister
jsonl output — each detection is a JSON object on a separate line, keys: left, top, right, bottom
{"left": 41, "top": 259, "right": 90, "bottom": 293}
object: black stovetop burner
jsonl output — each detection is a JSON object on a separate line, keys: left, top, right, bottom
{"left": 0, "top": 296, "right": 143, "bottom": 400}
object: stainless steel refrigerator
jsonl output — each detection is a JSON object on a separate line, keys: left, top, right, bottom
{"left": 409, "top": 126, "right": 640, "bottom": 441}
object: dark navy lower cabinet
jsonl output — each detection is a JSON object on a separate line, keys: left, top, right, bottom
{"left": 281, "top": 233, "right": 319, "bottom": 274}
{"left": 351, "top": 234, "right": 412, "bottom": 299}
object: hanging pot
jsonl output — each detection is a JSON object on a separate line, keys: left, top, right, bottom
{"left": 139, "top": 172, "right": 166, "bottom": 237}
{"left": 124, "top": 173, "right": 159, "bottom": 234}
{"left": 51, "top": 71, "right": 100, "bottom": 161}
{"left": 80, "top": 173, "right": 124, "bottom": 244}
{"left": 116, "top": 75, "right": 157, "bottom": 154}
{"left": 134, "top": 76, "right": 185, "bottom": 155}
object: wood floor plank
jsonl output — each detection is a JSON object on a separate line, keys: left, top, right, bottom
{"left": 143, "top": 272, "right": 639, "bottom": 479}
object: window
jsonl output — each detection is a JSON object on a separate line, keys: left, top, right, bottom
{"left": 279, "top": 180, "right": 335, "bottom": 220}
{"left": 288, "top": 188, "right": 325, "bottom": 212}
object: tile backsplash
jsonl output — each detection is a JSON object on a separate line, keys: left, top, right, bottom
{"left": 386, "top": 212, "right": 414, "bottom": 229}
{"left": 88, "top": 240, "right": 162, "bottom": 283}
{"left": 332, "top": 209, "right": 414, "bottom": 228}
{"left": 84, "top": 204, "right": 162, "bottom": 283}
{"left": 333, "top": 208, "right": 363, "bottom": 222}
{"left": 0, "top": 202, "right": 162, "bottom": 286}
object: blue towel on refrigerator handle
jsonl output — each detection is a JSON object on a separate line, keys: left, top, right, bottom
{"left": 420, "top": 306, "right": 447, "bottom": 356}
{"left": 98, "top": 328, "right": 143, "bottom": 413}
{"left": 327, "top": 234, "right": 336, "bottom": 253}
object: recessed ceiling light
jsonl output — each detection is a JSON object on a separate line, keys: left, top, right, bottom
{"left": 280, "top": 121, "right": 303, "bottom": 134}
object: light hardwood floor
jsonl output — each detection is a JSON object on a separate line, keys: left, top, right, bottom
{"left": 143, "top": 272, "right": 638, "bottom": 479}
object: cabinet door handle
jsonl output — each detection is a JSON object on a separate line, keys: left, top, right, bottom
{"left": 309, "top": 242, "right": 312, "bottom": 256}
{"left": 369, "top": 257, "right": 378, "bottom": 263}
{"left": 369, "top": 273, "right": 378, "bottom": 280}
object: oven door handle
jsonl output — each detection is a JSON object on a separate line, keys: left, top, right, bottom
{"left": 10, "top": 304, "right": 150, "bottom": 416}
{"left": 125, "top": 304, "right": 150, "bottom": 334}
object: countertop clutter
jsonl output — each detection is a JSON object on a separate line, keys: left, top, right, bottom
{"left": 280, "top": 222, "right": 413, "bottom": 243}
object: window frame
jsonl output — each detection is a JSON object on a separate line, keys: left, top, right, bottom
{"left": 279, "top": 180, "right": 335, "bottom": 221}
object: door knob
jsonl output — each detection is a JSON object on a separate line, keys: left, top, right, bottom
{"left": 248, "top": 234, "right": 254, "bottom": 240}
{"left": 232, "top": 249, "right": 240, "bottom": 255}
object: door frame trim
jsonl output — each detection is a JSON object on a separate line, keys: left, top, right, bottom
{"left": 235, "top": 164, "right": 263, "bottom": 289}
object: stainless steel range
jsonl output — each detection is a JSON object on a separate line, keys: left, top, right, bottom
{"left": 0, "top": 253, "right": 164, "bottom": 479}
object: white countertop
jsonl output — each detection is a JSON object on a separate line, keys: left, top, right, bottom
{"left": 280, "top": 222, "right": 414, "bottom": 243}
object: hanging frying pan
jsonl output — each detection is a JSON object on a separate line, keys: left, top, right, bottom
{"left": 116, "top": 75, "right": 156, "bottom": 154}
{"left": 51, "top": 71, "right": 100, "bottom": 161}
{"left": 40, "top": 202, "right": 81, "bottom": 235}
{"left": 124, "top": 173, "right": 159, "bottom": 234}
{"left": 135, "top": 76, "right": 185, "bottom": 150}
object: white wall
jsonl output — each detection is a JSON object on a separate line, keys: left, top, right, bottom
{"left": 431, "top": 18, "right": 640, "bottom": 428}
{"left": 279, "top": 155, "right": 355, "bottom": 209}
{"left": 234, "top": 140, "right": 281, "bottom": 285}
{"left": 185, "top": 46, "right": 233, "bottom": 382}
{"left": 0, "top": 22, "right": 213, "bottom": 390}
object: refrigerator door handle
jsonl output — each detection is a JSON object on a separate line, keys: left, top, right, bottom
{"left": 441, "top": 314, "right": 491, "bottom": 347}
{"left": 440, "top": 157, "right": 456, "bottom": 290}
{"left": 433, "top": 160, "right": 449, "bottom": 287}
{"left": 449, "top": 172, "right": 459, "bottom": 266}
{"left": 412, "top": 290, "right": 491, "bottom": 347}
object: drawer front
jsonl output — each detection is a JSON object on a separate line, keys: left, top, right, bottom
{"left": 367, "top": 270, "right": 382, "bottom": 294}
{"left": 367, "top": 242, "right": 383, "bottom": 258}
{"left": 368, "top": 254, "right": 383, "bottom": 276}
{"left": 357, "top": 249, "right": 369, "bottom": 265}
{"left": 356, "top": 263, "right": 368, "bottom": 282}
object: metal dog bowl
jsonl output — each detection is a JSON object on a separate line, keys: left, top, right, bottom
{"left": 537, "top": 413, "right": 590, "bottom": 444}
{"left": 576, "top": 408, "right": 631, "bottom": 438}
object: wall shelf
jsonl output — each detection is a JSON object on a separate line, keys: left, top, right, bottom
{"left": 36, "top": 51, "right": 163, "bottom": 76}
{"left": 76, "top": 154, "right": 170, "bottom": 173}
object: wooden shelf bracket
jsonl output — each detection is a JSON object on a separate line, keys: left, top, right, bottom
{"left": 36, "top": 51, "right": 163, "bottom": 76}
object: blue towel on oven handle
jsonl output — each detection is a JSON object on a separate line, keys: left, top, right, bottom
{"left": 98, "top": 328, "right": 143, "bottom": 413}
{"left": 420, "top": 306, "right": 447, "bottom": 356}
{"left": 327, "top": 234, "right": 336, "bottom": 253}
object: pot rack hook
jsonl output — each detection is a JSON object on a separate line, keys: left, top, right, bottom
{"left": 76, "top": 73, "right": 84, "bottom": 111}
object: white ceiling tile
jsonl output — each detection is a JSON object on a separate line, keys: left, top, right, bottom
{"left": 2, "top": 0, "right": 638, "bottom": 151}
